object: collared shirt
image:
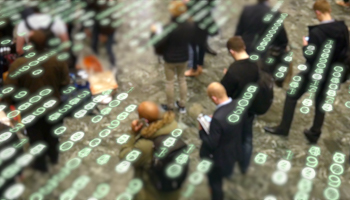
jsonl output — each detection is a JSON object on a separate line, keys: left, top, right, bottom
{"left": 321, "top": 19, "right": 335, "bottom": 24}
{"left": 216, "top": 98, "right": 232, "bottom": 110}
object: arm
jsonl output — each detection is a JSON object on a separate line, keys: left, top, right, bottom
{"left": 234, "top": 8, "right": 245, "bottom": 36}
{"left": 199, "top": 117, "right": 222, "bottom": 152}
{"left": 302, "top": 30, "right": 319, "bottom": 67}
{"left": 220, "top": 69, "right": 238, "bottom": 98}
{"left": 16, "top": 36, "right": 25, "bottom": 56}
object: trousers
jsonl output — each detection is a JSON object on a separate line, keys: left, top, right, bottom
{"left": 164, "top": 62, "right": 188, "bottom": 109}
{"left": 207, "top": 167, "right": 225, "bottom": 200}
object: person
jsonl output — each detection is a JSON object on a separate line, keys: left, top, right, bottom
{"left": 151, "top": 1, "right": 194, "bottom": 113}
{"left": 220, "top": 36, "right": 259, "bottom": 174}
{"left": 184, "top": 0, "right": 218, "bottom": 77}
{"left": 199, "top": 82, "right": 247, "bottom": 200}
{"left": 15, "top": 6, "right": 69, "bottom": 56}
{"left": 336, "top": 0, "right": 350, "bottom": 7}
{"left": 234, "top": 0, "right": 288, "bottom": 55}
{"left": 4, "top": 30, "right": 70, "bottom": 172}
{"left": 119, "top": 101, "right": 181, "bottom": 200}
{"left": 264, "top": 0, "right": 349, "bottom": 144}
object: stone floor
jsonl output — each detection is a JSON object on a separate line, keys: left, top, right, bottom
{"left": 14, "top": 0, "right": 350, "bottom": 199}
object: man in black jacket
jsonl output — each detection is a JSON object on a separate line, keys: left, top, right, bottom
{"left": 151, "top": 1, "right": 194, "bottom": 113}
{"left": 199, "top": 82, "right": 246, "bottom": 200}
{"left": 264, "top": 0, "right": 349, "bottom": 144}
{"left": 220, "top": 36, "right": 259, "bottom": 174}
{"left": 234, "top": 0, "right": 288, "bottom": 55}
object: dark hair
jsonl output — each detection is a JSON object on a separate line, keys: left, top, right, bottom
{"left": 226, "top": 36, "right": 246, "bottom": 52}
{"left": 29, "top": 30, "right": 47, "bottom": 51}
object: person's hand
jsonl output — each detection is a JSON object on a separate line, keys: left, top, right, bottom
{"left": 223, "top": 68, "right": 227, "bottom": 74}
{"left": 209, "top": 115, "right": 212, "bottom": 118}
{"left": 302, "top": 36, "right": 308, "bottom": 47}
{"left": 131, "top": 120, "right": 143, "bottom": 134}
{"left": 198, "top": 122, "right": 203, "bottom": 130}
{"left": 151, "top": 24, "right": 157, "bottom": 33}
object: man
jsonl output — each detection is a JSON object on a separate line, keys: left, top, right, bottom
{"left": 220, "top": 36, "right": 259, "bottom": 174}
{"left": 199, "top": 82, "right": 246, "bottom": 200}
{"left": 5, "top": 30, "right": 70, "bottom": 172}
{"left": 151, "top": 1, "right": 194, "bottom": 113}
{"left": 16, "top": 6, "right": 69, "bottom": 56}
{"left": 264, "top": 0, "right": 349, "bottom": 144}
{"left": 234, "top": 0, "right": 288, "bottom": 55}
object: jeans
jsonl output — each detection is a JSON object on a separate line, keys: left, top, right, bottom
{"left": 239, "top": 113, "right": 254, "bottom": 174}
{"left": 91, "top": 24, "right": 116, "bottom": 67}
{"left": 207, "top": 167, "right": 224, "bottom": 200}
{"left": 188, "top": 45, "right": 194, "bottom": 68}
{"left": 191, "top": 43, "right": 205, "bottom": 70}
{"left": 164, "top": 62, "right": 188, "bottom": 109}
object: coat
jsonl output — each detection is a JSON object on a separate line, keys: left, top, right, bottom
{"left": 119, "top": 119, "right": 181, "bottom": 200}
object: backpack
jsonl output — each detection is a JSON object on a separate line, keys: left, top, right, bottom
{"left": 249, "top": 69, "right": 274, "bottom": 115}
{"left": 143, "top": 134, "right": 189, "bottom": 192}
{"left": 24, "top": 17, "right": 55, "bottom": 48}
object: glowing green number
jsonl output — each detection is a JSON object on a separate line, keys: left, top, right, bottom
{"left": 93, "top": 95, "right": 105, "bottom": 103}
{"left": 189, "top": 171, "right": 204, "bottom": 185}
{"left": 69, "top": 98, "right": 81, "bottom": 105}
{"left": 175, "top": 153, "right": 189, "bottom": 165}
{"left": 99, "top": 129, "right": 111, "bottom": 138}
{"left": 289, "top": 82, "right": 299, "bottom": 88}
{"left": 70, "top": 131, "right": 85, "bottom": 142}
{"left": 332, "top": 152, "right": 345, "bottom": 164}
{"left": 308, "top": 146, "right": 321, "bottom": 157}
{"left": 109, "top": 100, "right": 120, "bottom": 107}
{"left": 302, "top": 99, "right": 312, "bottom": 107}
{"left": 329, "top": 163, "right": 344, "bottom": 176}
{"left": 116, "top": 112, "right": 129, "bottom": 121}
{"left": 22, "top": 115, "right": 36, "bottom": 124}
{"left": 116, "top": 134, "right": 130, "bottom": 145}
{"left": 166, "top": 163, "right": 182, "bottom": 179}
{"left": 78, "top": 91, "right": 90, "bottom": 99}
{"left": 116, "top": 93, "right": 128, "bottom": 100}
{"left": 116, "top": 192, "right": 132, "bottom": 200}
{"left": 2, "top": 164, "right": 20, "bottom": 179}
{"left": 92, "top": 115, "right": 103, "bottom": 123}
{"left": 57, "top": 52, "right": 69, "bottom": 61}
{"left": 305, "top": 50, "right": 313, "bottom": 55}
{"left": 3, "top": 183, "right": 25, "bottom": 200}
{"left": 100, "top": 107, "right": 112, "bottom": 115}
{"left": 126, "top": 178, "right": 143, "bottom": 195}
{"left": 49, "top": 112, "right": 62, "bottom": 121}
{"left": 116, "top": 161, "right": 131, "bottom": 174}
{"left": 14, "top": 91, "right": 27, "bottom": 99}
{"left": 15, "top": 154, "right": 33, "bottom": 167}
{"left": 29, "top": 95, "right": 42, "bottom": 103}
{"left": 78, "top": 147, "right": 92, "bottom": 158}
{"left": 297, "top": 178, "right": 313, "bottom": 193}
{"left": 33, "top": 107, "right": 46, "bottom": 116}
{"left": 279, "top": 66, "right": 287, "bottom": 72}
{"left": 197, "top": 160, "right": 212, "bottom": 173}
{"left": 38, "top": 89, "right": 51, "bottom": 96}
{"left": 7, "top": 110, "right": 20, "bottom": 119}
{"left": 74, "top": 109, "right": 87, "bottom": 118}
{"left": 254, "top": 153, "right": 268, "bottom": 165}
{"left": 125, "top": 104, "right": 137, "bottom": 112}
{"left": 59, "top": 141, "right": 74, "bottom": 152}
{"left": 1, "top": 39, "right": 11, "bottom": 45}
{"left": 84, "top": 102, "right": 96, "bottom": 110}
{"left": 18, "top": 102, "right": 31, "bottom": 111}
{"left": 328, "top": 175, "right": 341, "bottom": 188}
{"left": 305, "top": 156, "right": 318, "bottom": 168}
{"left": 54, "top": 126, "right": 67, "bottom": 136}
{"left": 23, "top": 45, "right": 32, "bottom": 50}
{"left": 307, "top": 45, "right": 315, "bottom": 51}
{"left": 93, "top": 183, "right": 110, "bottom": 199}
{"left": 108, "top": 120, "right": 120, "bottom": 129}
{"left": 0, "top": 132, "right": 12, "bottom": 143}
{"left": 102, "top": 89, "right": 113, "bottom": 96}
{"left": 63, "top": 86, "right": 75, "bottom": 94}
{"left": 163, "top": 137, "right": 176, "bottom": 148}
{"left": 37, "top": 55, "right": 48, "bottom": 61}
{"left": 97, "top": 154, "right": 111, "bottom": 165}
{"left": 9, "top": 123, "right": 24, "bottom": 133}
{"left": 43, "top": 100, "right": 57, "bottom": 108}
{"left": 73, "top": 176, "right": 90, "bottom": 191}
{"left": 0, "top": 105, "right": 6, "bottom": 111}
{"left": 300, "top": 106, "right": 310, "bottom": 114}
{"left": 171, "top": 129, "right": 183, "bottom": 138}
{"left": 25, "top": 52, "right": 36, "bottom": 58}
{"left": 275, "top": 72, "right": 284, "bottom": 78}
{"left": 89, "top": 138, "right": 102, "bottom": 148}
{"left": 324, "top": 187, "right": 339, "bottom": 200}
{"left": 228, "top": 114, "right": 240, "bottom": 123}
{"left": 59, "top": 188, "right": 77, "bottom": 200}
{"left": 30, "top": 144, "right": 46, "bottom": 155}
{"left": 125, "top": 150, "right": 141, "bottom": 162}
{"left": 2, "top": 86, "right": 14, "bottom": 94}
{"left": 73, "top": 43, "right": 83, "bottom": 52}
{"left": 0, "top": 147, "right": 16, "bottom": 160}
{"left": 65, "top": 158, "right": 82, "bottom": 170}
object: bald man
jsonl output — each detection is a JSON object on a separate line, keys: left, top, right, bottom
{"left": 199, "top": 82, "right": 247, "bottom": 200}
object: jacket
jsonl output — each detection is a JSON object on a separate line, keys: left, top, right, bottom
{"left": 199, "top": 100, "right": 246, "bottom": 177}
{"left": 119, "top": 119, "right": 181, "bottom": 200}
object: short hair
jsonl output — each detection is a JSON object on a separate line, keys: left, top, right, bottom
{"left": 313, "top": 0, "right": 331, "bottom": 13}
{"left": 226, "top": 36, "right": 245, "bottom": 52}
{"left": 29, "top": 30, "right": 47, "bottom": 51}
{"left": 168, "top": 1, "right": 187, "bottom": 17}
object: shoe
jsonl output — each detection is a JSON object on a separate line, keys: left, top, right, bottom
{"left": 185, "top": 69, "right": 200, "bottom": 77}
{"left": 205, "top": 44, "right": 217, "bottom": 56}
{"left": 161, "top": 104, "right": 174, "bottom": 111}
{"left": 303, "top": 129, "right": 321, "bottom": 144}
{"left": 175, "top": 101, "right": 186, "bottom": 114}
{"left": 197, "top": 65, "right": 203, "bottom": 75}
{"left": 264, "top": 126, "right": 288, "bottom": 136}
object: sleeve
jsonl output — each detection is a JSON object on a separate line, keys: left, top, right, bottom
{"left": 302, "top": 29, "right": 320, "bottom": 67}
{"left": 16, "top": 21, "right": 27, "bottom": 37}
{"left": 220, "top": 69, "right": 238, "bottom": 97}
{"left": 153, "top": 24, "right": 170, "bottom": 49}
{"left": 52, "top": 17, "right": 68, "bottom": 36}
{"left": 199, "top": 117, "right": 222, "bottom": 153}
{"left": 274, "top": 24, "right": 288, "bottom": 49}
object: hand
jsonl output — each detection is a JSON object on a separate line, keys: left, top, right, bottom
{"left": 198, "top": 122, "right": 203, "bottom": 130}
{"left": 223, "top": 68, "right": 227, "bottom": 74}
{"left": 151, "top": 24, "right": 157, "bottom": 33}
{"left": 209, "top": 115, "right": 212, "bottom": 118}
{"left": 302, "top": 36, "right": 308, "bottom": 47}
{"left": 131, "top": 120, "right": 143, "bottom": 133}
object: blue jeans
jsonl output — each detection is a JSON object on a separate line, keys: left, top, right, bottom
{"left": 188, "top": 45, "right": 193, "bottom": 68}
{"left": 239, "top": 113, "right": 254, "bottom": 174}
{"left": 91, "top": 24, "right": 116, "bottom": 67}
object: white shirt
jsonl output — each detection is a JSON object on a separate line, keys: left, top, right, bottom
{"left": 216, "top": 98, "right": 232, "bottom": 110}
{"left": 17, "top": 13, "right": 67, "bottom": 42}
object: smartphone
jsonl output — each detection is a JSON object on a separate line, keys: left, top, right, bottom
{"left": 305, "top": 37, "right": 309, "bottom": 41}
{"left": 137, "top": 118, "right": 149, "bottom": 127}
{"left": 204, "top": 115, "right": 212, "bottom": 123}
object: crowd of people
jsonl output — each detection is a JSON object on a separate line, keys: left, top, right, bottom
{"left": 0, "top": 0, "right": 349, "bottom": 199}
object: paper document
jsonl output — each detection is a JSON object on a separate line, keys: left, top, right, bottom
{"left": 197, "top": 113, "right": 211, "bottom": 135}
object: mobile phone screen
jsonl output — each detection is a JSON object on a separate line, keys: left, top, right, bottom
{"left": 204, "top": 115, "right": 212, "bottom": 122}
{"left": 305, "top": 37, "right": 309, "bottom": 41}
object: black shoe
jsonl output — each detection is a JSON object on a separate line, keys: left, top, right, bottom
{"left": 161, "top": 104, "right": 174, "bottom": 111}
{"left": 303, "top": 129, "right": 321, "bottom": 144}
{"left": 205, "top": 45, "right": 217, "bottom": 56}
{"left": 174, "top": 101, "right": 186, "bottom": 114}
{"left": 264, "top": 126, "right": 288, "bottom": 136}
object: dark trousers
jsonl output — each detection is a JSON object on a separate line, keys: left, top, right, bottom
{"left": 345, "top": 0, "right": 349, "bottom": 3}
{"left": 207, "top": 167, "right": 224, "bottom": 200}
{"left": 239, "top": 113, "right": 254, "bottom": 174}
{"left": 91, "top": 24, "right": 116, "bottom": 67}
{"left": 277, "top": 72, "right": 327, "bottom": 135}
{"left": 26, "top": 117, "right": 59, "bottom": 172}
{"left": 191, "top": 43, "right": 205, "bottom": 70}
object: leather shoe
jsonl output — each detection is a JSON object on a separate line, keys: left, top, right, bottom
{"left": 205, "top": 45, "right": 217, "bottom": 56}
{"left": 303, "top": 129, "right": 321, "bottom": 144}
{"left": 264, "top": 126, "right": 288, "bottom": 136}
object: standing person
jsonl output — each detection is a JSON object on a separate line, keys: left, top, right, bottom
{"left": 264, "top": 0, "right": 349, "bottom": 144}
{"left": 184, "top": 0, "right": 218, "bottom": 77}
{"left": 336, "top": 0, "right": 350, "bottom": 7}
{"left": 119, "top": 101, "right": 184, "bottom": 200}
{"left": 199, "top": 82, "right": 247, "bottom": 200}
{"left": 15, "top": 6, "right": 69, "bottom": 56}
{"left": 4, "top": 30, "right": 70, "bottom": 172}
{"left": 151, "top": 1, "right": 194, "bottom": 113}
{"left": 220, "top": 36, "right": 259, "bottom": 174}
{"left": 234, "top": 0, "right": 288, "bottom": 55}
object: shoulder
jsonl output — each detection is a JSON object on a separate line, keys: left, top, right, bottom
{"left": 134, "top": 138, "right": 154, "bottom": 154}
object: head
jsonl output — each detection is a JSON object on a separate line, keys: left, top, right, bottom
{"left": 226, "top": 36, "right": 246, "bottom": 59}
{"left": 28, "top": 30, "right": 47, "bottom": 51}
{"left": 168, "top": 1, "right": 187, "bottom": 18}
{"left": 207, "top": 82, "right": 228, "bottom": 105}
{"left": 138, "top": 101, "right": 175, "bottom": 138}
{"left": 313, "top": 0, "right": 331, "bottom": 22}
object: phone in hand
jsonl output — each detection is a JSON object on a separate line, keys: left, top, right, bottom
{"left": 305, "top": 36, "right": 309, "bottom": 41}
{"left": 137, "top": 118, "right": 149, "bottom": 127}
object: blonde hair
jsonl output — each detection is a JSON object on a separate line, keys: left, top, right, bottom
{"left": 140, "top": 111, "right": 175, "bottom": 138}
{"left": 168, "top": 1, "right": 187, "bottom": 17}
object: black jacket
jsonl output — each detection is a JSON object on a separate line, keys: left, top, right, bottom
{"left": 199, "top": 100, "right": 246, "bottom": 177}
{"left": 153, "top": 18, "right": 194, "bottom": 63}
{"left": 303, "top": 20, "right": 349, "bottom": 75}
{"left": 235, "top": 3, "right": 288, "bottom": 55}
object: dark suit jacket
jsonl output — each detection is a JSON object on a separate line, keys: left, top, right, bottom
{"left": 234, "top": 2, "right": 288, "bottom": 55}
{"left": 199, "top": 100, "right": 247, "bottom": 177}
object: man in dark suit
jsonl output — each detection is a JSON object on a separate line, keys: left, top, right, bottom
{"left": 234, "top": 0, "right": 288, "bottom": 55}
{"left": 199, "top": 82, "right": 246, "bottom": 200}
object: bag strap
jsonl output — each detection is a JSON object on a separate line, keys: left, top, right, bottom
{"left": 24, "top": 18, "right": 33, "bottom": 31}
